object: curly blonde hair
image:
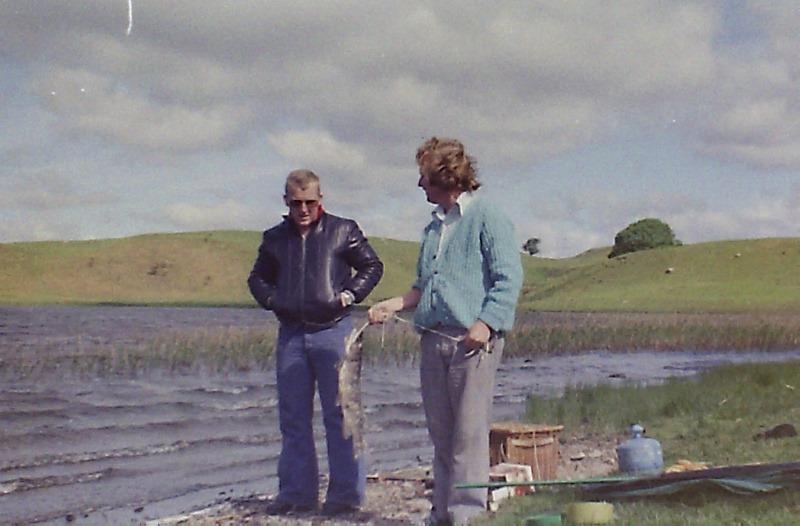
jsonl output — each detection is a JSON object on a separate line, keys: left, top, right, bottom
{"left": 416, "top": 137, "right": 480, "bottom": 192}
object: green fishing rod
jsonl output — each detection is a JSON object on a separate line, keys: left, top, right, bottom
{"left": 455, "top": 473, "right": 643, "bottom": 490}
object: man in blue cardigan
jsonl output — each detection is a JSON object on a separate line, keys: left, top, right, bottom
{"left": 369, "top": 137, "right": 523, "bottom": 525}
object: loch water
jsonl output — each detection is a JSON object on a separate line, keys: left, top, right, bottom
{"left": 2, "top": 306, "right": 799, "bottom": 525}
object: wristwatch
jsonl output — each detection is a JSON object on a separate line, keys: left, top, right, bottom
{"left": 340, "top": 290, "right": 356, "bottom": 306}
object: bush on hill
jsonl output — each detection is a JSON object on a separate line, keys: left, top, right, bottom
{"left": 609, "top": 217, "right": 680, "bottom": 258}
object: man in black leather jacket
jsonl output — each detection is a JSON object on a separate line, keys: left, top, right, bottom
{"left": 248, "top": 169, "right": 383, "bottom": 516}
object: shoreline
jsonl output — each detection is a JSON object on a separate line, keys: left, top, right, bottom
{"left": 5, "top": 306, "right": 799, "bottom": 525}
{"left": 146, "top": 434, "right": 618, "bottom": 526}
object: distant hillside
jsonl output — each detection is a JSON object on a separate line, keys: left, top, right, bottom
{"left": 519, "top": 238, "right": 800, "bottom": 312}
{"left": 1, "top": 232, "right": 799, "bottom": 312}
{"left": 0, "top": 231, "right": 417, "bottom": 307}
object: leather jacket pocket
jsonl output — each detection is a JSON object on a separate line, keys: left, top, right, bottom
{"left": 317, "top": 292, "right": 346, "bottom": 321}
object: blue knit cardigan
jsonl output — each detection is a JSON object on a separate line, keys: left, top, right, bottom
{"left": 413, "top": 196, "right": 523, "bottom": 333}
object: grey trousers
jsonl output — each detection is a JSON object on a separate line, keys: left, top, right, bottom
{"left": 420, "top": 329, "right": 504, "bottom": 525}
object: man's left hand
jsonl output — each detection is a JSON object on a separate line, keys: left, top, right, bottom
{"left": 463, "top": 320, "right": 491, "bottom": 350}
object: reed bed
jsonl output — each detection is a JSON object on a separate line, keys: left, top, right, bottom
{"left": 3, "top": 326, "right": 279, "bottom": 378}
{"left": 4, "top": 312, "right": 800, "bottom": 377}
{"left": 504, "top": 311, "right": 800, "bottom": 357}
{"left": 363, "top": 312, "right": 800, "bottom": 361}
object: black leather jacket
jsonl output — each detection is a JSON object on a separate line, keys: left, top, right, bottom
{"left": 247, "top": 212, "right": 383, "bottom": 329}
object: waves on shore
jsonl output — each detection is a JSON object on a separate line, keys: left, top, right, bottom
{"left": 3, "top": 306, "right": 800, "bottom": 525}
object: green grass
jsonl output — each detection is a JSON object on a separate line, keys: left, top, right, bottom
{"left": 0, "top": 231, "right": 259, "bottom": 305}
{"left": 0, "top": 230, "right": 416, "bottom": 306}
{"left": 485, "top": 491, "right": 800, "bottom": 526}
{"left": 2, "top": 232, "right": 800, "bottom": 312}
{"left": 481, "top": 361, "right": 800, "bottom": 525}
{"left": 519, "top": 238, "right": 800, "bottom": 312}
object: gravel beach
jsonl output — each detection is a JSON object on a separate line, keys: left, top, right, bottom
{"left": 148, "top": 434, "right": 617, "bottom": 525}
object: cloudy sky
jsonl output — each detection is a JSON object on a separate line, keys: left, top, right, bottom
{"left": 2, "top": 1, "right": 799, "bottom": 257}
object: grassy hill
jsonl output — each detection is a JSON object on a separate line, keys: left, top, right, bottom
{"left": 1, "top": 232, "right": 799, "bottom": 312}
{"left": 520, "top": 238, "right": 800, "bottom": 312}
{"left": 0, "top": 231, "right": 417, "bottom": 307}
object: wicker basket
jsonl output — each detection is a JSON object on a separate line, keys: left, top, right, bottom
{"left": 489, "top": 422, "right": 564, "bottom": 480}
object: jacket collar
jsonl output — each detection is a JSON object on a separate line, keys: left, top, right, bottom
{"left": 283, "top": 209, "right": 327, "bottom": 236}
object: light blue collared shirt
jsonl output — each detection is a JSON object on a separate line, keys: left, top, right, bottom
{"left": 432, "top": 191, "right": 475, "bottom": 258}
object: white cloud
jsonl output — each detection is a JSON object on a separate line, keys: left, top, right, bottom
{"left": 163, "top": 199, "right": 258, "bottom": 231}
{"left": 0, "top": 169, "right": 113, "bottom": 210}
{"left": 2, "top": 1, "right": 800, "bottom": 254}
{"left": 351, "top": 197, "right": 431, "bottom": 243}
{"left": 33, "top": 67, "right": 251, "bottom": 152}
{"left": 5, "top": 1, "right": 721, "bottom": 165}
{"left": 0, "top": 215, "right": 76, "bottom": 243}
{"left": 696, "top": 58, "right": 800, "bottom": 167}
{"left": 690, "top": 2, "right": 800, "bottom": 168}
{"left": 267, "top": 130, "right": 367, "bottom": 173}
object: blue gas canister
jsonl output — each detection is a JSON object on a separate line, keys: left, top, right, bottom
{"left": 616, "top": 424, "right": 664, "bottom": 475}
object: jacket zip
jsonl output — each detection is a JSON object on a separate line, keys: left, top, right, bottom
{"left": 299, "top": 234, "right": 306, "bottom": 324}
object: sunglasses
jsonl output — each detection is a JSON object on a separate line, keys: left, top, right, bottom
{"left": 288, "top": 199, "right": 320, "bottom": 209}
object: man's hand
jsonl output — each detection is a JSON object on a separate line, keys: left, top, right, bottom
{"left": 368, "top": 289, "right": 421, "bottom": 324}
{"left": 368, "top": 297, "right": 403, "bottom": 324}
{"left": 462, "top": 320, "right": 491, "bottom": 350}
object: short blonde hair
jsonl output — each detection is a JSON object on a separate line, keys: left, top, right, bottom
{"left": 284, "top": 169, "right": 321, "bottom": 196}
{"left": 416, "top": 137, "right": 480, "bottom": 192}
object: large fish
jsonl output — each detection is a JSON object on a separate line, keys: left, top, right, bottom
{"left": 338, "top": 321, "right": 369, "bottom": 457}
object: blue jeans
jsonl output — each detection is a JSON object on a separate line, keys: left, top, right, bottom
{"left": 275, "top": 317, "right": 364, "bottom": 507}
